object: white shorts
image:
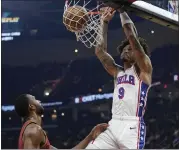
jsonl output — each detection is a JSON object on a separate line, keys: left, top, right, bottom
{"left": 86, "top": 116, "right": 146, "bottom": 149}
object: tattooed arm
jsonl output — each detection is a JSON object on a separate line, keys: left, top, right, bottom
{"left": 118, "top": 8, "right": 152, "bottom": 84}
{"left": 95, "top": 8, "right": 122, "bottom": 77}
{"left": 95, "top": 41, "right": 122, "bottom": 77}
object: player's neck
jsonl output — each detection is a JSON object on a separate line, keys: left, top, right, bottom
{"left": 123, "top": 62, "right": 132, "bottom": 71}
{"left": 27, "top": 113, "right": 42, "bottom": 126}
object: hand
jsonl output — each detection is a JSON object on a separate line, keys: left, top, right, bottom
{"left": 100, "top": 7, "right": 116, "bottom": 22}
{"left": 88, "top": 123, "right": 109, "bottom": 140}
{"left": 117, "top": 7, "right": 125, "bottom": 13}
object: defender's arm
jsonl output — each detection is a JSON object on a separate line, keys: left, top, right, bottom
{"left": 73, "top": 123, "right": 108, "bottom": 149}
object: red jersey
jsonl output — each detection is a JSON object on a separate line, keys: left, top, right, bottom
{"left": 18, "top": 120, "right": 51, "bottom": 149}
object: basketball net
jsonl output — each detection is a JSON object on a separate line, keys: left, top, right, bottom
{"left": 63, "top": 0, "right": 111, "bottom": 48}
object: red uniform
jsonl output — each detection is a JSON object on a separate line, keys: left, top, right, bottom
{"left": 18, "top": 120, "right": 51, "bottom": 149}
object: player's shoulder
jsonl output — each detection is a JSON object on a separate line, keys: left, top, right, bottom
{"left": 24, "top": 123, "right": 43, "bottom": 138}
{"left": 114, "top": 65, "right": 124, "bottom": 80}
{"left": 115, "top": 64, "right": 124, "bottom": 74}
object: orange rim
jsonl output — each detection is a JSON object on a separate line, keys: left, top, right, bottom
{"left": 88, "top": 11, "right": 100, "bottom": 15}
{"left": 88, "top": 8, "right": 115, "bottom": 15}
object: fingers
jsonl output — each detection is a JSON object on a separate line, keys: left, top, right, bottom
{"left": 90, "top": 123, "right": 109, "bottom": 140}
{"left": 100, "top": 7, "right": 113, "bottom": 12}
{"left": 97, "top": 123, "right": 109, "bottom": 131}
{"left": 100, "top": 7, "right": 116, "bottom": 15}
{"left": 111, "top": 9, "right": 116, "bottom": 15}
{"left": 97, "top": 123, "right": 109, "bottom": 126}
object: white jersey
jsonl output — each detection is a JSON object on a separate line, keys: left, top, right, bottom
{"left": 112, "top": 65, "right": 150, "bottom": 118}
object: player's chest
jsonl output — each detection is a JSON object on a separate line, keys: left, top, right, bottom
{"left": 114, "top": 73, "right": 140, "bottom": 96}
{"left": 115, "top": 72, "right": 138, "bottom": 86}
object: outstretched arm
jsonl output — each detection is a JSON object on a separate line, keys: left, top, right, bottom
{"left": 73, "top": 123, "right": 108, "bottom": 149}
{"left": 95, "top": 7, "right": 122, "bottom": 77}
{"left": 118, "top": 9, "right": 152, "bottom": 82}
{"left": 72, "top": 134, "right": 92, "bottom": 149}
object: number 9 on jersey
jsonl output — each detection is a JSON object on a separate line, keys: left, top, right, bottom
{"left": 118, "top": 87, "right": 125, "bottom": 99}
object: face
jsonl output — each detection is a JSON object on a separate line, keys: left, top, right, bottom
{"left": 120, "top": 45, "right": 135, "bottom": 63}
{"left": 27, "top": 94, "right": 44, "bottom": 116}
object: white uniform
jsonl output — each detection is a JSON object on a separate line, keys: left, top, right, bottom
{"left": 86, "top": 65, "right": 150, "bottom": 149}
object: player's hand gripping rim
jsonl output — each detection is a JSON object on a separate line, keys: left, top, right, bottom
{"left": 100, "top": 7, "right": 116, "bottom": 23}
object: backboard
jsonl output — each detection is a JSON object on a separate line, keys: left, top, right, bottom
{"left": 98, "top": 0, "right": 179, "bottom": 30}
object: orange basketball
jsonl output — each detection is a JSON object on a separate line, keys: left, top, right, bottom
{"left": 63, "top": 5, "right": 89, "bottom": 32}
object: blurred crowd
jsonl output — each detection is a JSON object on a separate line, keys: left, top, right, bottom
{"left": 2, "top": 44, "right": 179, "bottom": 104}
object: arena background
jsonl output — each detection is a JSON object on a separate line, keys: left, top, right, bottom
{"left": 1, "top": 0, "right": 179, "bottom": 148}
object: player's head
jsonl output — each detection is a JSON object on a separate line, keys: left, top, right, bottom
{"left": 15, "top": 94, "right": 44, "bottom": 118}
{"left": 117, "top": 37, "right": 150, "bottom": 63}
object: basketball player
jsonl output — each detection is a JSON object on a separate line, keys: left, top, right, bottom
{"left": 15, "top": 94, "right": 109, "bottom": 149}
{"left": 86, "top": 7, "right": 152, "bottom": 149}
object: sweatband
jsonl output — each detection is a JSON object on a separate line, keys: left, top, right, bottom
{"left": 120, "top": 12, "right": 133, "bottom": 27}
{"left": 120, "top": 12, "right": 138, "bottom": 36}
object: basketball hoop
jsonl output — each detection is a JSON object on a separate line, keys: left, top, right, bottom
{"left": 63, "top": 0, "right": 112, "bottom": 48}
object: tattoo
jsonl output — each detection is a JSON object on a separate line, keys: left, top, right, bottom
{"left": 101, "top": 21, "right": 108, "bottom": 50}
{"left": 123, "top": 22, "right": 152, "bottom": 74}
{"left": 130, "top": 35, "right": 145, "bottom": 54}
{"left": 123, "top": 23, "right": 144, "bottom": 54}
{"left": 95, "top": 20, "right": 121, "bottom": 77}
{"left": 95, "top": 49, "right": 118, "bottom": 77}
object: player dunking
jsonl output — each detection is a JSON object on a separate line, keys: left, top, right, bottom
{"left": 15, "top": 94, "right": 109, "bottom": 149}
{"left": 86, "top": 7, "right": 152, "bottom": 149}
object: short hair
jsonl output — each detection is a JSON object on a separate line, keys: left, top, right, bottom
{"left": 15, "top": 94, "right": 29, "bottom": 117}
{"left": 117, "top": 37, "right": 150, "bottom": 57}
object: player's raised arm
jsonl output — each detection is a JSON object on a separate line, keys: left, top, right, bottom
{"left": 118, "top": 8, "right": 152, "bottom": 82}
{"left": 23, "top": 124, "right": 43, "bottom": 149}
{"left": 95, "top": 7, "right": 122, "bottom": 77}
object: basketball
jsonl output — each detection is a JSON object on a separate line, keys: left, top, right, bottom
{"left": 63, "top": 5, "right": 89, "bottom": 32}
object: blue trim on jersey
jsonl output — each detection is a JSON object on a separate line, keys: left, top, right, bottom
{"left": 140, "top": 117, "right": 144, "bottom": 122}
{"left": 138, "top": 122, "right": 146, "bottom": 149}
{"left": 137, "top": 82, "right": 149, "bottom": 117}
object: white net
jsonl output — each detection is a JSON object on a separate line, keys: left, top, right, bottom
{"left": 63, "top": 0, "right": 112, "bottom": 48}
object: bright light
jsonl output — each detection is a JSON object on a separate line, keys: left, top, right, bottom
{"left": 41, "top": 115, "right": 44, "bottom": 117}
{"left": 174, "top": 75, "right": 178, "bottom": 81}
{"left": 151, "top": 30, "right": 154, "bottom": 34}
{"left": 75, "top": 98, "right": 80, "bottom": 103}
{"left": 44, "top": 88, "right": 52, "bottom": 96}
{"left": 53, "top": 109, "right": 57, "bottom": 113}
{"left": 74, "top": 49, "right": 78, "bottom": 53}
{"left": 61, "top": 112, "right": 65, "bottom": 116}
{"left": 44, "top": 92, "right": 49, "bottom": 96}
{"left": 98, "top": 88, "right": 102, "bottom": 92}
{"left": 2, "top": 36, "right": 13, "bottom": 41}
{"left": 9, "top": 117, "right": 11, "bottom": 120}
{"left": 51, "top": 114, "right": 57, "bottom": 120}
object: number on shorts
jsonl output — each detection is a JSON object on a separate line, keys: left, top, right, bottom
{"left": 118, "top": 87, "right": 125, "bottom": 99}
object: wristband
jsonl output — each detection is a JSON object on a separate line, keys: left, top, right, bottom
{"left": 120, "top": 12, "right": 133, "bottom": 26}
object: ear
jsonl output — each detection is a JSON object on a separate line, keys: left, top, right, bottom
{"left": 29, "top": 104, "right": 36, "bottom": 111}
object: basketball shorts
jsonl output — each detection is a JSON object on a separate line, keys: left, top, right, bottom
{"left": 86, "top": 116, "right": 146, "bottom": 149}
